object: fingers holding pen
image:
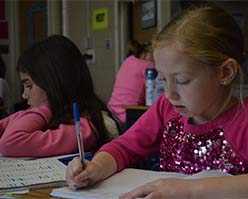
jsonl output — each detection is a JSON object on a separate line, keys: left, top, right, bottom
{"left": 66, "top": 157, "right": 101, "bottom": 189}
{"left": 74, "top": 159, "right": 101, "bottom": 186}
{"left": 66, "top": 157, "right": 87, "bottom": 189}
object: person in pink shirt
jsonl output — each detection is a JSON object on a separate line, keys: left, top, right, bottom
{"left": 108, "top": 40, "right": 155, "bottom": 126}
{"left": 66, "top": 4, "right": 248, "bottom": 198}
{"left": 0, "top": 35, "right": 118, "bottom": 157}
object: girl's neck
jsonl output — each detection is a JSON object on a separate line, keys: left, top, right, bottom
{"left": 190, "top": 90, "right": 238, "bottom": 125}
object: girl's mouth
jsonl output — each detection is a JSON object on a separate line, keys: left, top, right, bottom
{"left": 173, "top": 105, "right": 186, "bottom": 113}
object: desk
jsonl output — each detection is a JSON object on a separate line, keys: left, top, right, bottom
{"left": 124, "top": 105, "right": 149, "bottom": 130}
{"left": 13, "top": 188, "right": 54, "bottom": 199}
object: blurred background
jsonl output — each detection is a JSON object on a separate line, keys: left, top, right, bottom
{"left": 1, "top": 0, "right": 248, "bottom": 108}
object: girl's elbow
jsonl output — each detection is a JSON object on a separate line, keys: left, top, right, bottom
{"left": 0, "top": 139, "right": 23, "bottom": 157}
{"left": 0, "top": 145, "right": 15, "bottom": 157}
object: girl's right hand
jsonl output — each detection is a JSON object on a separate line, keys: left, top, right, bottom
{"left": 66, "top": 157, "right": 102, "bottom": 190}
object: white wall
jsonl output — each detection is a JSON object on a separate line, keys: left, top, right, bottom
{"left": 58, "top": 0, "right": 120, "bottom": 103}
{"left": 6, "top": 0, "right": 248, "bottom": 106}
{"left": 5, "top": 0, "right": 21, "bottom": 104}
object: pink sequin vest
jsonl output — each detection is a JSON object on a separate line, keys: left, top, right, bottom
{"left": 160, "top": 117, "right": 248, "bottom": 175}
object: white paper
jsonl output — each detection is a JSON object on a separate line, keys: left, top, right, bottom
{"left": 0, "top": 158, "right": 67, "bottom": 194}
{"left": 51, "top": 168, "right": 231, "bottom": 199}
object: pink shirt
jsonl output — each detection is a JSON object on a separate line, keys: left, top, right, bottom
{"left": 0, "top": 103, "right": 103, "bottom": 157}
{"left": 101, "top": 95, "right": 248, "bottom": 175}
{"left": 108, "top": 55, "right": 154, "bottom": 123}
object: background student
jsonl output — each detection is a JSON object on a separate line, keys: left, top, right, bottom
{"left": 0, "top": 55, "right": 13, "bottom": 117}
{"left": 66, "top": 4, "right": 248, "bottom": 198}
{"left": 108, "top": 40, "right": 155, "bottom": 128}
{"left": 0, "top": 35, "right": 118, "bottom": 157}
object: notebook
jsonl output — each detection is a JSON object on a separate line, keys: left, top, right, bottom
{"left": 51, "top": 168, "right": 231, "bottom": 199}
{"left": 0, "top": 158, "right": 67, "bottom": 194}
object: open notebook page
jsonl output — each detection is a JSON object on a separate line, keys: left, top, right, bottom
{"left": 51, "top": 168, "right": 231, "bottom": 199}
{"left": 0, "top": 158, "right": 67, "bottom": 194}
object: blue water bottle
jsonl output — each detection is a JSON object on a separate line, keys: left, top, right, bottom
{"left": 153, "top": 75, "right": 165, "bottom": 102}
{"left": 146, "top": 68, "right": 157, "bottom": 106}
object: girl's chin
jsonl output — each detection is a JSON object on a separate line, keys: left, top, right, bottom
{"left": 28, "top": 104, "right": 37, "bottom": 108}
{"left": 173, "top": 106, "right": 194, "bottom": 118}
{"left": 173, "top": 105, "right": 187, "bottom": 114}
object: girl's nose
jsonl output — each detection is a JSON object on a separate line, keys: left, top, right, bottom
{"left": 22, "top": 91, "right": 28, "bottom": 99}
{"left": 165, "top": 90, "right": 179, "bottom": 100}
{"left": 165, "top": 85, "right": 179, "bottom": 100}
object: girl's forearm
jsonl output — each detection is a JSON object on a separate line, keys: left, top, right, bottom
{"left": 91, "top": 151, "right": 117, "bottom": 181}
{"left": 190, "top": 174, "right": 248, "bottom": 198}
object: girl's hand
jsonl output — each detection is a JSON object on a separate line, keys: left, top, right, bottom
{"left": 119, "top": 178, "right": 193, "bottom": 199}
{"left": 65, "top": 157, "right": 102, "bottom": 190}
{"left": 66, "top": 152, "right": 117, "bottom": 190}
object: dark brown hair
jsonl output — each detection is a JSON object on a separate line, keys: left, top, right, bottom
{"left": 17, "top": 35, "right": 113, "bottom": 150}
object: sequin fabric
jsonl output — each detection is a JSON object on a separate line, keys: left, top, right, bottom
{"left": 160, "top": 117, "right": 248, "bottom": 175}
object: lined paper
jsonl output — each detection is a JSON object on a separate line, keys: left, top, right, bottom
{"left": 0, "top": 158, "right": 66, "bottom": 194}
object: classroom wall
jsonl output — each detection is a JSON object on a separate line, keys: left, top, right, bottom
{"left": 61, "top": 0, "right": 119, "bottom": 103}
{"left": 4, "top": 0, "right": 248, "bottom": 106}
{"left": 2, "top": 0, "right": 119, "bottom": 104}
{"left": 3, "top": 0, "right": 21, "bottom": 104}
{"left": 61, "top": 0, "right": 248, "bottom": 101}
{"left": 2, "top": 0, "right": 171, "bottom": 105}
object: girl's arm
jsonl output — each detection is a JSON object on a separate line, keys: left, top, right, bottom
{"left": 100, "top": 95, "right": 175, "bottom": 172}
{"left": 120, "top": 174, "right": 248, "bottom": 199}
{"left": 66, "top": 151, "right": 117, "bottom": 189}
{"left": 0, "top": 104, "right": 52, "bottom": 156}
{"left": 0, "top": 109, "right": 26, "bottom": 138}
{"left": 0, "top": 104, "right": 97, "bottom": 157}
{"left": 0, "top": 114, "right": 9, "bottom": 138}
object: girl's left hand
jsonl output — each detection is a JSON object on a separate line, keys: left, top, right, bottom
{"left": 119, "top": 178, "right": 193, "bottom": 199}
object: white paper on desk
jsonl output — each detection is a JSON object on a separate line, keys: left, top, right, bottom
{"left": 0, "top": 189, "right": 30, "bottom": 195}
{"left": 51, "top": 168, "right": 231, "bottom": 199}
{"left": 0, "top": 158, "right": 67, "bottom": 195}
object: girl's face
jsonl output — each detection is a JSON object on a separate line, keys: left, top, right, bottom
{"left": 20, "top": 72, "right": 48, "bottom": 107}
{"left": 154, "top": 46, "right": 227, "bottom": 124}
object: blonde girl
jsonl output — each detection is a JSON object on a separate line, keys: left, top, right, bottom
{"left": 66, "top": 4, "right": 248, "bottom": 198}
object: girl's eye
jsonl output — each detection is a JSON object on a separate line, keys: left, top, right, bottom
{"left": 176, "top": 79, "right": 190, "bottom": 85}
{"left": 160, "top": 76, "right": 166, "bottom": 82}
{"left": 24, "top": 84, "right": 32, "bottom": 89}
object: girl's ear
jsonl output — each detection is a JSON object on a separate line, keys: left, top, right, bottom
{"left": 219, "top": 58, "right": 238, "bottom": 85}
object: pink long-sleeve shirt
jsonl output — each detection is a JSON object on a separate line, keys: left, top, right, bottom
{"left": 0, "top": 103, "right": 101, "bottom": 157}
{"left": 101, "top": 95, "right": 248, "bottom": 175}
{"left": 108, "top": 55, "right": 155, "bottom": 124}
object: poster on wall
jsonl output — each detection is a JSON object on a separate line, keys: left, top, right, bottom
{"left": 141, "top": 0, "right": 156, "bottom": 29}
{"left": 28, "top": 2, "right": 47, "bottom": 46}
{"left": 92, "top": 8, "right": 108, "bottom": 31}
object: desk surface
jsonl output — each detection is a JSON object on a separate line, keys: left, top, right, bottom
{"left": 123, "top": 105, "right": 149, "bottom": 110}
{"left": 13, "top": 188, "right": 54, "bottom": 199}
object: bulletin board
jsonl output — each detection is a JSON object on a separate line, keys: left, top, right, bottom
{"left": 141, "top": 0, "right": 156, "bottom": 30}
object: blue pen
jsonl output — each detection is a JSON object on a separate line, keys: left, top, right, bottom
{"left": 73, "top": 102, "right": 86, "bottom": 168}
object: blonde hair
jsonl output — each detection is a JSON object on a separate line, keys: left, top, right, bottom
{"left": 153, "top": 4, "right": 245, "bottom": 99}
